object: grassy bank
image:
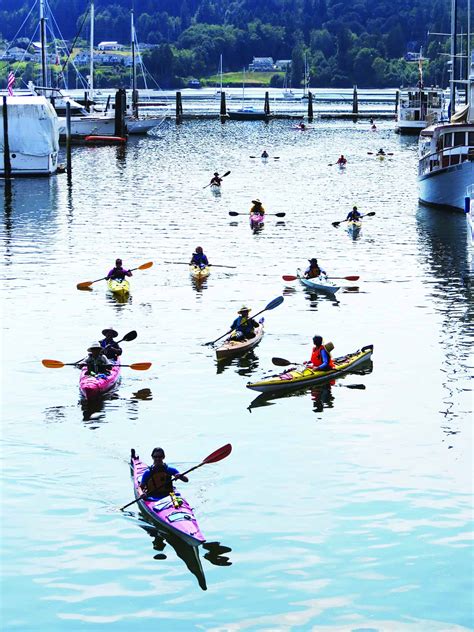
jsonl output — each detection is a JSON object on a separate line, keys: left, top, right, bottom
{"left": 202, "top": 71, "right": 284, "bottom": 87}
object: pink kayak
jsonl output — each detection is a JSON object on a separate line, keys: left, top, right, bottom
{"left": 250, "top": 213, "right": 264, "bottom": 230}
{"left": 130, "top": 449, "right": 205, "bottom": 547}
{"left": 79, "top": 359, "right": 121, "bottom": 400}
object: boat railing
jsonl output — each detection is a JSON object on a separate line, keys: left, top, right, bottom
{"left": 419, "top": 145, "right": 474, "bottom": 176}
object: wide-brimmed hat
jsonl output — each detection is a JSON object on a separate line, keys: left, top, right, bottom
{"left": 102, "top": 328, "right": 118, "bottom": 337}
{"left": 88, "top": 341, "right": 102, "bottom": 352}
{"left": 308, "top": 258, "right": 318, "bottom": 264}
{"left": 251, "top": 199, "right": 262, "bottom": 205}
{"left": 238, "top": 305, "right": 251, "bottom": 314}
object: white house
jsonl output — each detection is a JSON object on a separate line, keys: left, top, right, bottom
{"left": 97, "top": 41, "right": 124, "bottom": 51}
{"left": 248, "top": 57, "right": 274, "bottom": 72}
{"left": 275, "top": 59, "right": 292, "bottom": 70}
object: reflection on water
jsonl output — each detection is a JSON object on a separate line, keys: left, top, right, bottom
{"left": 216, "top": 348, "right": 260, "bottom": 376}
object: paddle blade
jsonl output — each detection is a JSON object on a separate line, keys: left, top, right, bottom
{"left": 122, "top": 330, "right": 138, "bottom": 342}
{"left": 275, "top": 212, "right": 286, "bottom": 218}
{"left": 138, "top": 261, "right": 153, "bottom": 270}
{"left": 332, "top": 222, "right": 341, "bottom": 228}
{"left": 344, "top": 276, "right": 360, "bottom": 281}
{"left": 222, "top": 170, "right": 231, "bottom": 177}
{"left": 366, "top": 212, "right": 376, "bottom": 217}
{"left": 77, "top": 281, "right": 93, "bottom": 290}
{"left": 265, "top": 296, "right": 284, "bottom": 310}
{"left": 228, "top": 211, "right": 239, "bottom": 216}
{"left": 282, "top": 275, "right": 297, "bottom": 281}
{"left": 272, "top": 357, "right": 293, "bottom": 366}
{"left": 129, "top": 362, "right": 152, "bottom": 370}
{"left": 42, "top": 359, "right": 65, "bottom": 368}
{"left": 344, "top": 383, "right": 366, "bottom": 389}
{"left": 203, "top": 443, "right": 232, "bottom": 464}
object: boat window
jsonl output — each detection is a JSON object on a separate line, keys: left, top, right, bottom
{"left": 443, "top": 133, "right": 453, "bottom": 148}
{"left": 467, "top": 132, "right": 474, "bottom": 146}
{"left": 453, "top": 132, "right": 465, "bottom": 147}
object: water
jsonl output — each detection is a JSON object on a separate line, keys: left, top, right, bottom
{"left": 1, "top": 117, "right": 472, "bottom": 631}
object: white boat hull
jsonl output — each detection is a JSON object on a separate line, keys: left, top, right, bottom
{"left": 0, "top": 152, "right": 57, "bottom": 176}
{"left": 419, "top": 160, "right": 474, "bottom": 211}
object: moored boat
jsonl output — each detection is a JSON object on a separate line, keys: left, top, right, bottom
{"left": 107, "top": 278, "right": 130, "bottom": 294}
{"left": 216, "top": 320, "right": 264, "bottom": 360}
{"left": 79, "top": 359, "right": 121, "bottom": 399}
{"left": 296, "top": 269, "right": 340, "bottom": 295}
{"left": 189, "top": 265, "right": 210, "bottom": 280}
{"left": 129, "top": 449, "right": 205, "bottom": 547}
{"left": 246, "top": 345, "right": 373, "bottom": 393}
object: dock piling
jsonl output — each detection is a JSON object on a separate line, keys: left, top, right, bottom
{"left": 2, "top": 96, "right": 12, "bottom": 179}
{"left": 66, "top": 101, "right": 72, "bottom": 175}
{"left": 220, "top": 91, "right": 227, "bottom": 123}
{"left": 264, "top": 91, "right": 270, "bottom": 116}
{"left": 352, "top": 85, "right": 358, "bottom": 115}
{"left": 308, "top": 91, "right": 314, "bottom": 121}
{"left": 176, "top": 91, "right": 183, "bottom": 124}
{"left": 114, "top": 89, "right": 127, "bottom": 137}
{"left": 395, "top": 90, "right": 400, "bottom": 115}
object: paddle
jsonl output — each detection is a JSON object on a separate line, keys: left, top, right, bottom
{"left": 204, "top": 295, "right": 284, "bottom": 346}
{"left": 282, "top": 275, "right": 359, "bottom": 282}
{"left": 77, "top": 261, "right": 154, "bottom": 290}
{"left": 203, "top": 170, "right": 231, "bottom": 189}
{"left": 120, "top": 443, "right": 232, "bottom": 511}
{"left": 42, "top": 359, "right": 151, "bottom": 370}
{"left": 367, "top": 152, "right": 393, "bottom": 156}
{"left": 250, "top": 156, "right": 280, "bottom": 159}
{"left": 164, "top": 261, "right": 236, "bottom": 269}
{"left": 228, "top": 211, "right": 286, "bottom": 218}
{"left": 332, "top": 212, "right": 375, "bottom": 228}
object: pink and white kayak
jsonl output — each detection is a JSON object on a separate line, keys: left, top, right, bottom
{"left": 250, "top": 213, "right": 264, "bottom": 230}
{"left": 130, "top": 449, "right": 205, "bottom": 547}
{"left": 79, "top": 359, "right": 121, "bottom": 400}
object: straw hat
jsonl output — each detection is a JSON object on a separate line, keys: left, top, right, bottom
{"left": 251, "top": 199, "right": 262, "bottom": 205}
{"left": 238, "top": 306, "right": 251, "bottom": 314}
{"left": 87, "top": 341, "right": 102, "bottom": 352}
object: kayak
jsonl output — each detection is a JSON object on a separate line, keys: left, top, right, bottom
{"left": 250, "top": 213, "right": 264, "bottom": 230}
{"left": 129, "top": 448, "right": 205, "bottom": 548}
{"left": 216, "top": 320, "right": 264, "bottom": 360}
{"left": 210, "top": 183, "right": 221, "bottom": 194}
{"left": 246, "top": 344, "right": 373, "bottom": 393}
{"left": 296, "top": 268, "right": 340, "bottom": 295}
{"left": 189, "top": 264, "right": 210, "bottom": 280}
{"left": 347, "top": 220, "right": 362, "bottom": 234}
{"left": 79, "top": 359, "right": 121, "bottom": 400}
{"left": 107, "top": 278, "right": 130, "bottom": 294}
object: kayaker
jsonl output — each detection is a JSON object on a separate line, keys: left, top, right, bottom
{"left": 230, "top": 306, "right": 260, "bottom": 341}
{"left": 298, "top": 122, "right": 306, "bottom": 130}
{"left": 307, "top": 336, "right": 335, "bottom": 371}
{"left": 78, "top": 342, "right": 112, "bottom": 375}
{"left": 369, "top": 118, "right": 374, "bottom": 125}
{"left": 210, "top": 172, "right": 222, "bottom": 186}
{"left": 190, "top": 246, "right": 209, "bottom": 269}
{"left": 336, "top": 155, "right": 347, "bottom": 166}
{"left": 261, "top": 150, "right": 269, "bottom": 158}
{"left": 250, "top": 199, "right": 265, "bottom": 216}
{"left": 304, "top": 258, "right": 326, "bottom": 279}
{"left": 346, "top": 206, "right": 362, "bottom": 222}
{"left": 106, "top": 259, "right": 133, "bottom": 282}
{"left": 100, "top": 327, "right": 122, "bottom": 360}
{"left": 140, "top": 447, "right": 189, "bottom": 500}
{"left": 377, "top": 148, "right": 386, "bottom": 156}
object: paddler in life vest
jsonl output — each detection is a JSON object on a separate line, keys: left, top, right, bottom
{"left": 250, "top": 199, "right": 265, "bottom": 217}
{"left": 106, "top": 258, "right": 132, "bottom": 281}
{"left": 307, "top": 336, "right": 335, "bottom": 370}
{"left": 100, "top": 327, "right": 122, "bottom": 360}
{"left": 140, "top": 447, "right": 189, "bottom": 500}
{"left": 230, "top": 306, "right": 260, "bottom": 341}
{"left": 346, "top": 206, "right": 362, "bottom": 222}
{"left": 79, "top": 341, "right": 112, "bottom": 375}
{"left": 210, "top": 172, "right": 223, "bottom": 187}
{"left": 190, "top": 246, "right": 209, "bottom": 269}
{"left": 304, "top": 258, "right": 327, "bottom": 279}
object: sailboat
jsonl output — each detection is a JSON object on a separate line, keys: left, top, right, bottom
{"left": 282, "top": 64, "right": 294, "bottom": 100}
{"left": 228, "top": 67, "right": 268, "bottom": 120}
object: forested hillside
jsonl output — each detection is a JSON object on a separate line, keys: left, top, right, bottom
{"left": 1, "top": 0, "right": 469, "bottom": 88}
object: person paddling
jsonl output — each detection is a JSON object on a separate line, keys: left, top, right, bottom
{"left": 250, "top": 199, "right": 265, "bottom": 216}
{"left": 336, "top": 155, "right": 347, "bottom": 166}
{"left": 261, "top": 150, "right": 269, "bottom": 158}
{"left": 106, "top": 259, "right": 132, "bottom": 282}
{"left": 190, "top": 246, "right": 209, "bottom": 269}
{"left": 297, "top": 122, "right": 306, "bottom": 130}
{"left": 100, "top": 328, "right": 122, "bottom": 360}
{"left": 210, "top": 172, "right": 223, "bottom": 187}
{"left": 306, "top": 336, "right": 335, "bottom": 370}
{"left": 304, "top": 258, "right": 326, "bottom": 279}
{"left": 230, "top": 306, "right": 260, "bottom": 341}
{"left": 376, "top": 148, "right": 386, "bottom": 156}
{"left": 79, "top": 342, "right": 112, "bottom": 375}
{"left": 346, "top": 206, "right": 362, "bottom": 222}
{"left": 139, "top": 447, "right": 189, "bottom": 501}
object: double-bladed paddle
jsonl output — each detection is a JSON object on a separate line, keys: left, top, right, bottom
{"left": 367, "top": 151, "right": 393, "bottom": 156}
{"left": 332, "top": 211, "right": 375, "bottom": 228}
{"left": 119, "top": 443, "right": 232, "bottom": 511}
{"left": 77, "top": 261, "right": 154, "bottom": 291}
{"left": 164, "top": 261, "right": 237, "bottom": 269}
{"left": 42, "top": 359, "right": 151, "bottom": 370}
{"left": 282, "top": 274, "right": 359, "bottom": 282}
{"left": 204, "top": 295, "right": 284, "bottom": 346}
{"left": 250, "top": 155, "right": 280, "bottom": 159}
{"left": 229, "top": 211, "right": 286, "bottom": 218}
{"left": 203, "top": 170, "right": 231, "bottom": 189}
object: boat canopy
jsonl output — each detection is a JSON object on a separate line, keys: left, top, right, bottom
{"left": 450, "top": 103, "right": 470, "bottom": 124}
{"left": 0, "top": 96, "right": 59, "bottom": 156}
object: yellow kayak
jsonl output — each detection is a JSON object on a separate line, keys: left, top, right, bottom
{"left": 189, "top": 265, "right": 210, "bottom": 280}
{"left": 107, "top": 278, "right": 130, "bottom": 294}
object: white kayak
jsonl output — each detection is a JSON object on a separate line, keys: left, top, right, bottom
{"left": 296, "top": 269, "right": 340, "bottom": 294}
{"left": 216, "top": 320, "right": 264, "bottom": 360}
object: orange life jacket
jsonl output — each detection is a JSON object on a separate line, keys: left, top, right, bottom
{"left": 310, "top": 345, "right": 335, "bottom": 369}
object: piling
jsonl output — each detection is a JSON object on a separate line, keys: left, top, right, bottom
{"left": 352, "top": 85, "right": 358, "bottom": 115}
{"left": 176, "top": 91, "right": 183, "bottom": 124}
{"left": 66, "top": 101, "right": 72, "bottom": 175}
{"left": 114, "top": 88, "right": 127, "bottom": 137}
{"left": 2, "top": 96, "right": 12, "bottom": 179}
{"left": 220, "top": 91, "right": 227, "bottom": 123}
{"left": 264, "top": 91, "right": 270, "bottom": 116}
{"left": 308, "top": 91, "right": 314, "bottom": 121}
{"left": 132, "top": 89, "right": 139, "bottom": 118}
{"left": 395, "top": 90, "right": 400, "bottom": 115}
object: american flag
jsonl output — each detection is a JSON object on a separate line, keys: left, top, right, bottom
{"left": 7, "top": 71, "right": 15, "bottom": 96}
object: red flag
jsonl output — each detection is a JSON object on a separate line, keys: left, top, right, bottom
{"left": 7, "top": 71, "right": 15, "bottom": 96}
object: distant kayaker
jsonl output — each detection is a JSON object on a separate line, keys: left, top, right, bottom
{"left": 369, "top": 118, "right": 374, "bottom": 125}
{"left": 261, "top": 150, "right": 269, "bottom": 158}
{"left": 250, "top": 199, "right": 265, "bottom": 216}
{"left": 307, "top": 336, "right": 335, "bottom": 370}
{"left": 230, "top": 306, "right": 260, "bottom": 341}
{"left": 106, "top": 259, "right": 133, "bottom": 282}
{"left": 190, "top": 246, "right": 209, "bottom": 269}
{"left": 210, "top": 172, "right": 222, "bottom": 186}
{"left": 298, "top": 122, "right": 306, "bottom": 130}
{"left": 346, "top": 206, "right": 362, "bottom": 222}
{"left": 336, "top": 155, "right": 347, "bottom": 166}
{"left": 100, "top": 327, "right": 122, "bottom": 360}
{"left": 371, "top": 123, "right": 377, "bottom": 131}
{"left": 79, "top": 342, "right": 112, "bottom": 375}
{"left": 140, "top": 447, "right": 189, "bottom": 500}
{"left": 304, "top": 258, "right": 326, "bottom": 279}
{"left": 376, "top": 148, "right": 386, "bottom": 156}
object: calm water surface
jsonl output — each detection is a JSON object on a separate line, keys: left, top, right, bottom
{"left": 1, "top": 118, "right": 472, "bottom": 631}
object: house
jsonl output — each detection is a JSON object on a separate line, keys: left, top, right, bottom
{"left": 275, "top": 59, "right": 292, "bottom": 70}
{"left": 1, "top": 47, "right": 31, "bottom": 61}
{"left": 248, "top": 57, "right": 274, "bottom": 72}
{"left": 97, "top": 41, "right": 124, "bottom": 51}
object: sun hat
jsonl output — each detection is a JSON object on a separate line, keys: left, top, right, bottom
{"left": 88, "top": 341, "right": 102, "bottom": 352}
{"left": 251, "top": 199, "right": 262, "bottom": 205}
{"left": 102, "top": 328, "right": 118, "bottom": 337}
{"left": 308, "top": 258, "right": 318, "bottom": 264}
{"left": 238, "top": 305, "right": 251, "bottom": 314}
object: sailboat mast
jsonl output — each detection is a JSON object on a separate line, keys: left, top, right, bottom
{"left": 450, "top": 0, "right": 457, "bottom": 114}
{"left": 40, "top": 0, "right": 47, "bottom": 88}
{"left": 219, "top": 54, "right": 223, "bottom": 93}
{"left": 89, "top": 0, "right": 94, "bottom": 104}
{"left": 131, "top": 7, "right": 138, "bottom": 115}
